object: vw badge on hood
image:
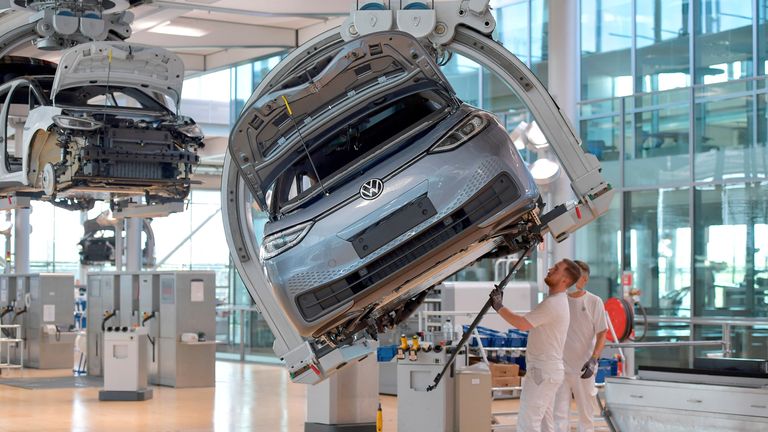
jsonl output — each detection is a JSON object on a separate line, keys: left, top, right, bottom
{"left": 360, "top": 178, "right": 383, "bottom": 200}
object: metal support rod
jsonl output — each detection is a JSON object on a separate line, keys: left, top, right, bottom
{"left": 13, "top": 208, "right": 29, "bottom": 273}
{"left": 606, "top": 340, "right": 725, "bottom": 348}
{"left": 722, "top": 323, "right": 732, "bottom": 358}
{"left": 239, "top": 309, "right": 246, "bottom": 362}
{"left": 114, "top": 219, "right": 124, "bottom": 271}
{"left": 604, "top": 308, "right": 627, "bottom": 376}
{"left": 426, "top": 242, "right": 537, "bottom": 392}
{"left": 125, "top": 218, "right": 142, "bottom": 272}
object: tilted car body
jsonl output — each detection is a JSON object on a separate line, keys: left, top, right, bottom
{"left": 234, "top": 31, "right": 540, "bottom": 344}
{"left": 0, "top": 42, "right": 203, "bottom": 209}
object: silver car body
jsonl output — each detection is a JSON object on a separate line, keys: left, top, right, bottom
{"left": 232, "top": 31, "right": 539, "bottom": 341}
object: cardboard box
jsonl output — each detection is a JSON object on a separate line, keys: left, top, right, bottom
{"left": 489, "top": 363, "right": 520, "bottom": 377}
{"left": 492, "top": 376, "right": 521, "bottom": 388}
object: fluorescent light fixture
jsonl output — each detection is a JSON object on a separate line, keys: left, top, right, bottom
{"left": 529, "top": 158, "right": 560, "bottom": 185}
{"left": 149, "top": 23, "right": 208, "bottom": 37}
{"left": 132, "top": 19, "right": 170, "bottom": 32}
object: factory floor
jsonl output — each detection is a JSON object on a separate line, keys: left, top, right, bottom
{"left": 0, "top": 361, "right": 526, "bottom": 431}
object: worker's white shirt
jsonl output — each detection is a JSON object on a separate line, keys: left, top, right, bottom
{"left": 523, "top": 291, "right": 570, "bottom": 370}
{"left": 562, "top": 290, "right": 608, "bottom": 374}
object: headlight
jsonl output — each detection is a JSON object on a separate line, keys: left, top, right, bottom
{"left": 52, "top": 115, "right": 103, "bottom": 131}
{"left": 260, "top": 221, "right": 314, "bottom": 260}
{"left": 178, "top": 122, "right": 204, "bottom": 139}
{"left": 429, "top": 113, "right": 489, "bottom": 153}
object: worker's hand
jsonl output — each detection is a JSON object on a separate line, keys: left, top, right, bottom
{"left": 489, "top": 287, "right": 504, "bottom": 312}
{"left": 580, "top": 357, "right": 598, "bottom": 379}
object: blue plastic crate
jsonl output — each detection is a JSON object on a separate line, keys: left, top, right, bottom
{"left": 595, "top": 358, "right": 617, "bottom": 383}
{"left": 377, "top": 345, "right": 398, "bottom": 362}
{"left": 490, "top": 335, "right": 508, "bottom": 348}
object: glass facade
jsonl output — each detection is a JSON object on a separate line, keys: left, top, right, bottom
{"left": 694, "top": 183, "right": 768, "bottom": 317}
{"left": 580, "top": 0, "right": 633, "bottom": 100}
{"left": 579, "top": 0, "right": 768, "bottom": 364}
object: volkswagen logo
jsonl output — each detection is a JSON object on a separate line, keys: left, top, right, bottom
{"left": 360, "top": 178, "right": 383, "bottom": 200}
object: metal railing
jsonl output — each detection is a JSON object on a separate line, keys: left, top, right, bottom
{"left": 631, "top": 315, "right": 768, "bottom": 359}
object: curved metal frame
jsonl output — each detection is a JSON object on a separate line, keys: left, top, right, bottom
{"left": 0, "top": 23, "right": 38, "bottom": 58}
{"left": 221, "top": 23, "right": 605, "bottom": 365}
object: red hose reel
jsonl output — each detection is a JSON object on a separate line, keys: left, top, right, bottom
{"left": 604, "top": 297, "right": 634, "bottom": 342}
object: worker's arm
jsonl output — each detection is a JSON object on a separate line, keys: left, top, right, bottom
{"left": 591, "top": 329, "right": 607, "bottom": 359}
{"left": 497, "top": 306, "right": 534, "bottom": 331}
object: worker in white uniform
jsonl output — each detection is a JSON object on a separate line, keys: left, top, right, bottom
{"left": 490, "top": 259, "right": 582, "bottom": 432}
{"left": 552, "top": 260, "right": 608, "bottom": 432}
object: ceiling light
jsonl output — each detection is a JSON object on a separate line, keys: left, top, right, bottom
{"left": 149, "top": 23, "right": 208, "bottom": 37}
{"left": 132, "top": 19, "right": 170, "bottom": 32}
{"left": 529, "top": 158, "right": 561, "bottom": 185}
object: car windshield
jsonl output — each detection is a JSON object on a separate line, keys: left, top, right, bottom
{"left": 268, "top": 89, "right": 450, "bottom": 216}
{"left": 53, "top": 85, "right": 169, "bottom": 112}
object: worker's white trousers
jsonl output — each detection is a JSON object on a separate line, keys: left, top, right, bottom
{"left": 517, "top": 365, "right": 564, "bottom": 432}
{"left": 552, "top": 371, "right": 598, "bottom": 432}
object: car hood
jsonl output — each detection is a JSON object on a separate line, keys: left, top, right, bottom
{"left": 52, "top": 41, "right": 184, "bottom": 106}
{"left": 230, "top": 31, "right": 457, "bottom": 209}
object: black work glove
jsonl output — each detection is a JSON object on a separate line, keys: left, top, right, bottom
{"left": 580, "top": 357, "right": 598, "bottom": 379}
{"left": 489, "top": 287, "right": 504, "bottom": 312}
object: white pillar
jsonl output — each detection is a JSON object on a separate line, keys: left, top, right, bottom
{"left": 114, "top": 219, "right": 124, "bottom": 271}
{"left": 546, "top": 0, "right": 579, "bottom": 264}
{"left": 305, "top": 355, "right": 379, "bottom": 431}
{"left": 125, "top": 218, "right": 142, "bottom": 272}
{"left": 13, "top": 208, "right": 30, "bottom": 273}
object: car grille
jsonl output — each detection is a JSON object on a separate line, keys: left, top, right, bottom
{"left": 296, "top": 173, "right": 521, "bottom": 321}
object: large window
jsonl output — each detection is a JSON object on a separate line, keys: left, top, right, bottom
{"left": 494, "top": 0, "right": 549, "bottom": 86}
{"left": 694, "top": 80, "right": 759, "bottom": 183}
{"left": 624, "top": 188, "right": 691, "bottom": 317}
{"left": 625, "top": 88, "right": 691, "bottom": 187}
{"left": 580, "top": 0, "right": 633, "bottom": 100}
{"left": 695, "top": 1, "right": 753, "bottom": 85}
{"left": 579, "top": 108, "right": 622, "bottom": 187}
{"left": 579, "top": 0, "right": 768, "bottom": 367}
{"left": 636, "top": 0, "right": 691, "bottom": 92}
{"left": 694, "top": 183, "right": 768, "bottom": 317}
{"left": 574, "top": 196, "right": 621, "bottom": 300}
{"left": 180, "top": 68, "right": 233, "bottom": 137}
